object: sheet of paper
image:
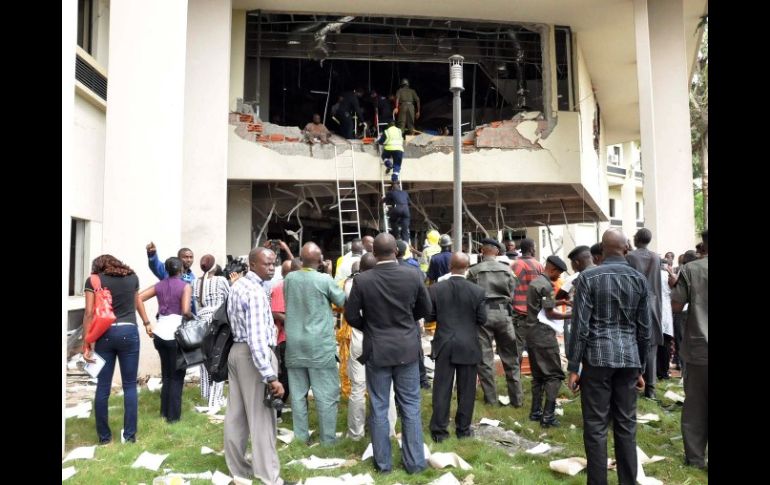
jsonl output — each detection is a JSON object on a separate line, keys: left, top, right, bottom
{"left": 497, "top": 396, "right": 510, "bottom": 406}
{"left": 211, "top": 470, "right": 232, "bottom": 485}
{"left": 304, "top": 474, "right": 375, "bottom": 485}
{"left": 663, "top": 390, "right": 685, "bottom": 403}
{"left": 147, "top": 377, "right": 163, "bottom": 391}
{"left": 479, "top": 418, "right": 501, "bottom": 427}
{"left": 277, "top": 428, "right": 295, "bottom": 445}
{"left": 549, "top": 457, "right": 587, "bottom": 476}
{"left": 83, "top": 352, "right": 106, "bottom": 378}
{"left": 201, "top": 446, "right": 223, "bottom": 456}
{"left": 428, "top": 452, "right": 473, "bottom": 471}
{"left": 63, "top": 446, "right": 96, "bottom": 462}
{"left": 232, "top": 476, "right": 252, "bottom": 485}
{"left": 62, "top": 466, "right": 77, "bottom": 481}
{"left": 286, "top": 455, "right": 346, "bottom": 470}
{"left": 65, "top": 401, "right": 92, "bottom": 419}
{"left": 637, "top": 413, "right": 660, "bottom": 424}
{"left": 426, "top": 472, "right": 462, "bottom": 485}
{"left": 525, "top": 442, "right": 552, "bottom": 454}
{"left": 131, "top": 451, "right": 169, "bottom": 471}
{"left": 169, "top": 471, "right": 213, "bottom": 480}
{"left": 537, "top": 309, "right": 564, "bottom": 334}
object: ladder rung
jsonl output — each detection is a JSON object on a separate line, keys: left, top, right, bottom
{"left": 342, "top": 232, "right": 360, "bottom": 235}
{"left": 340, "top": 209, "right": 357, "bottom": 212}
{"left": 341, "top": 220, "right": 359, "bottom": 224}
{"left": 338, "top": 186, "right": 356, "bottom": 190}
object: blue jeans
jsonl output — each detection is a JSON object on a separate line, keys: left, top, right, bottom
{"left": 366, "top": 361, "right": 426, "bottom": 474}
{"left": 94, "top": 325, "right": 140, "bottom": 442}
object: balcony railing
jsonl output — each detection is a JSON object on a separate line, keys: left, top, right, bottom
{"left": 610, "top": 218, "right": 623, "bottom": 226}
{"left": 75, "top": 48, "right": 107, "bottom": 101}
{"left": 607, "top": 165, "right": 627, "bottom": 176}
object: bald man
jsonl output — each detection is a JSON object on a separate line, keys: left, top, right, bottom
{"left": 284, "top": 242, "right": 346, "bottom": 445}
{"left": 428, "top": 252, "right": 487, "bottom": 442}
{"left": 568, "top": 229, "right": 651, "bottom": 485}
{"left": 362, "top": 235, "right": 374, "bottom": 254}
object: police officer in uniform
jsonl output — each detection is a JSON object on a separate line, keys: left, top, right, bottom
{"left": 467, "top": 238, "right": 522, "bottom": 407}
{"left": 526, "top": 255, "right": 570, "bottom": 427}
{"left": 394, "top": 79, "right": 421, "bottom": 135}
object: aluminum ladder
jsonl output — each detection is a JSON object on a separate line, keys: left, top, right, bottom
{"left": 334, "top": 143, "right": 362, "bottom": 255}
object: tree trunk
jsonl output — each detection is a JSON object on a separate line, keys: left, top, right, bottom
{"left": 701, "top": 130, "right": 708, "bottom": 229}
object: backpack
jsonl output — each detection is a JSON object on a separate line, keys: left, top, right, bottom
{"left": 85, "top": 274, "right": 117, "bottom": 343}
{"left": 201, "top": 299, "right": 233, "bottom": 382}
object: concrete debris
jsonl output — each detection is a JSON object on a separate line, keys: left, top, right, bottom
{"left": 474, "top": 119, "right": 543, "bottom": 150}
{"left": 472, "top": 424, "right": 562, "bottom": 456}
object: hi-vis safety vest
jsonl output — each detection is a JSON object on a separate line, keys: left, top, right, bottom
{"left": 383, "top": 126, "right": 404, "bottom": 151}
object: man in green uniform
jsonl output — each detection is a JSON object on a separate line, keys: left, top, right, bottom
{"left": 283, "top": 242, "right": 347, "bottom": 445}
{"left": 467, "top": 238, "right": 522, "bottom": 407}
{"left": 526, "top": 255, "right": 570, "bottom": 427}
{"left": 394, "top": 79, "right": 421, "bottom": 135}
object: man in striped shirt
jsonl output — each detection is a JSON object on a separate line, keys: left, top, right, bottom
{"left": 224, "top": 247, "right": 294, "bottom": 485}
{"left": 568, "top": 229, "right": 651, "bottom": 485}
{"left": 510, "top": 238, "right": 544, "bottom": 367}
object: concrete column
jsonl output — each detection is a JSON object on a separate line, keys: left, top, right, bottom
{"left": 62, "top": 0, "right": 77, "bottom": 458}
{"left": 230, "top": 10, "right": 246, "bottom": 111}
{"left": 182, "top": 0, "right": 232, "bottom": 266}
{"left": 620, "top": 141, "right": 637, "bottom": 238}
{"left": 633, "top": 0, "right": 695, "bottom": 255}
{"left": 227, "top": 182, "right": 253, "bottom": 257}
{"left": 103, "top": 0, "right": 189, "bottom": 377}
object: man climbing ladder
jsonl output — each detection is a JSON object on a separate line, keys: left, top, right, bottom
{"left": 378, "top": 121, "right": 404, "bottom": 182}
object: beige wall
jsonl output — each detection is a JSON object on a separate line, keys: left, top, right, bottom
{"left": 72, "top": 96, "right": 106, "bottom": 222}
{"left": 182, "top": 0, "right": 232, "bottom": 266}
{"left": 226, "top": 182, "right": 253, "bottom": 257}
{"left": 229, "top": 10, "right": 246, "bottom": 111}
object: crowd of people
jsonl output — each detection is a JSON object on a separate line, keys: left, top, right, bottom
{"left": 80, "top": 226, "right": 708, "bottom": 483}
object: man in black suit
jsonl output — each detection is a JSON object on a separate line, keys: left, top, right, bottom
{"left": 428, "top": 252, "right": 487, "bottom": 442}
{"left": 345, "top": 233, "right": 432, "bottom": 475}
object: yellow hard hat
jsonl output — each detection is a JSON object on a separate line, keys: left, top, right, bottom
{"left": 427, "top": 230, "right": 440, "bottom": 245}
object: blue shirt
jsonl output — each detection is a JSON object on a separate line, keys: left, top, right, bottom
{"left": 427, "top": 250, "right": 452, "bottom": 282}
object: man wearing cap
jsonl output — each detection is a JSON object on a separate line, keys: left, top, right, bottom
{"left": 467, "top": 238, "right": 521, "bottom": 407}
{"left": 526, "top": 255, "right": 571, "bottom": 427}
{"left": 394, "top": 79, "right": 421, "bottom": 135}
{"left": 427, "top": 235, "right": 454, "bottom": 283}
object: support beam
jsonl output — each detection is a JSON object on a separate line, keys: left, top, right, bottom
{"left": 634, "top": 0, "right": 695, "bottom": 254}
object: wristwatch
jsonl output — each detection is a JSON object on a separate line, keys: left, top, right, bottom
{"left": 266, "top": 376, "right": 277, "bottom": 383}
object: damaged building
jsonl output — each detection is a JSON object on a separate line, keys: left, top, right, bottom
{"left": 65, "top": 0, "right": 706, "bottom": 380}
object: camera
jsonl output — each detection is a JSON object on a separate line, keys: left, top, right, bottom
{"left": 264, "top": 384, "right": 284, "bottom": 411}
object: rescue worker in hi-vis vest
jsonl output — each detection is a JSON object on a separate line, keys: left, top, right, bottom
{"left": 378, "top": 121, "right": 405, "bottom": 182}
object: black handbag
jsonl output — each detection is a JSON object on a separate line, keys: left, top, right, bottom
{"left": 175, "top": 316, "right": 208, "bottom": 351}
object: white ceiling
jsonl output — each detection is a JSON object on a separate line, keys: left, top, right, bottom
{"left": 234, "top": 0, "right": 708, "bottom": 144}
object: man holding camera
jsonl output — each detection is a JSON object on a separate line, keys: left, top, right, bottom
{"left": 225, "top": 247, "right": 295, "bottom": 485}
{"left": 284, "top": 242, "right": 346, "bottom": 445}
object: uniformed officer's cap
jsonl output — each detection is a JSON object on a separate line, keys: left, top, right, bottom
{"left": 546, "top": 255, "right": 568, "bottom": 272}
{"left": 480, "top": 237, "right": 503, "bottom": 253}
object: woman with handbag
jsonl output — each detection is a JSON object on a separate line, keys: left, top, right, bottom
{"left": 83, "top": 254, "right": 150, "bottom": 444}
{"left": 140, "top": 257, "right": 193, "bottom": 423}
{"left": 192, "top": 255, "right": 230, "bottom": 408}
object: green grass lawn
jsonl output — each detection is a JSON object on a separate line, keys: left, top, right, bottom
{"left": 64, "top": 376, "right": 707, "bottom": 484}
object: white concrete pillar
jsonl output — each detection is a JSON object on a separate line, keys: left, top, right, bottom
{"left": 103, "top": 0, "right": 189, "bottom": 377}
{"left": 620, "top": 141, "right": 637, "bottom": 238}
{"left": 633, "top": 0, "right": 695, "bottom": 255}
{"left": 230, "top": 10, "right": 246, "bottom": 112}
{"left": 227, "top": 182, "right": 253, "bottom": 257}
{"left": 62, "top": 0, "right": 77, "bottom": 458}
{"left": 182, "top": 0, "right": 232, "bottom": 266}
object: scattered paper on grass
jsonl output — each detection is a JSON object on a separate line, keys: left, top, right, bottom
{"left": 277, "top": 428, "right": 295, "bottom": 444}
{"left": 65, "top": 401, "right": 92, "bottom": 419}
{"left": 569, "top": 424, "right": 577, "bottom": 430}
{"left": 169, "top": 471, "right": 213, "bottom": 480}
{"left": 525, "top": 443, "right": 551, "bottom": 455}
{"left": 497, "top": 396, "right": 511, "bottom": 406}
{"left": 479, "top": 418, "right": 501, "bottom": 427}
{"left": 131, "top": 451, "right": 169, "bottom": 471}
{"left": 636, "top": 446, "right": 664, "bottom": 485}
{"left": 147, "top": 377, "right": 163, "bottom": 391}
{"left": 555, "top": 408, "right": 564, "bottom": 416}
{"left": 201, "top": 446, "right": 223, "bottom": 456}
{"left": 426, "top": 471, "right": 462, "bottom": 485}
{"left": 62, "top": 466, "right": 77, "bottom": 481}
{"left": 637, "top": 446, "right": 666, "bottom": 465}
{"left": 211, "top": 470, "right": 232, "bottom": 485}
{"left": 428, "top": 452, "right": 473, "bottom": 471}
{"left": 208, "top": 414, "right": 226, "bottom": 423}
{"left": 663, "top": 390, "right": 685, "bottom": 403}
{"left": 362, "top": 442, "right": 431, "bottom": 461}
{"left": 233, "top": 477, "right": 252, "bottom": 485}
{"left": 513, "top": 421, "right": 522, "bottom": 427}
{"left": 286, "top": 455, "right": 346, "bottom": 470}
{"left": 461, "top": 473, "right": 475, "bottom": 485}
{"left": 336, "top": 432, "right": 343, "bottom": 438}
{"left": 63, "top": 446, "right": 96, "bottom": 462}
{"left": 549, "top": 457, "right": 587, "bottom": 476}
{"left": 637, "top": 413, "right": 660, "bottom": 424}
{"left": 303, "top": 473, "right": 375, "bottom": 485}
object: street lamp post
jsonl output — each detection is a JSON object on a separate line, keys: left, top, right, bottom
{"left": 449, "top": 55, "right": 464, "bottom": 251}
